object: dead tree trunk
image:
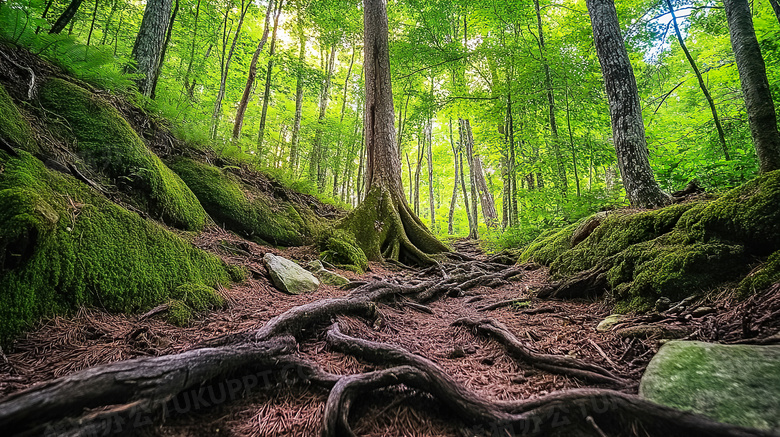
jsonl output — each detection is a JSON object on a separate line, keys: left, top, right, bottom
{"left": 232, "top": 0, "right": 275, "bottom": 141}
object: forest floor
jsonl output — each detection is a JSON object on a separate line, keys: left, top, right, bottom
{"left": 1, "top": 228, "right": 778, "bottom": 436}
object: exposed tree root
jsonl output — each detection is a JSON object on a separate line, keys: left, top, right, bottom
{"left": 337, "top": 186, "right": 448, "bottom": 266}
{"left": 0, "top": 257, "right": 772, "bottom": 437}
{"left": 477, "top": 297, "right": 532, "bottom": 312}
{"left": 536, "top": 265, "right": 608, "bottom": 299}
{"left": 453, "top": 317, "right": 626, "bottom": 386}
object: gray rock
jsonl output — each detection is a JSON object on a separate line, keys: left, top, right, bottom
{"left": 596, "top": 314, "right": 624, "bottom": 332}
{"left": 263, "top": 253, "right": 319, "bottom": 294}
{"left": 640, "top": 340, "right": 780, "bottom": 430}
{"left": 307, "top": 260, "right": 349, "bottom": 286}
{"left": 655, "top": 297, "right": 672, "bottom": 312}
{"left": 691, "top": 306, "right": 716, "bottom": 318}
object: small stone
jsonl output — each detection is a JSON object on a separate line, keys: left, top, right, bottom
{"left": 306, "top": 259, "right": 349, "bottom": 286}
{"left": 596, "top": 314, "right": 624, "bottom": 332}
{"left": 655, "top": 297, "right": 671, "bottom": 312}
{"left": 464, "top": 345, "right": 477, "bottom": 354}
{"left": 691, "top": 306, "right": 716, "bottom": 318}
{"left": 448, "top": 347, "right": 466, "bottom": 359}
{"left": 510, "top": 375, "right": 528, "bottom": 384}
{"left": 263, "top": 253, "right": 319, "bottom": 294}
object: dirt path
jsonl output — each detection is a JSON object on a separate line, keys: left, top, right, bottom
{"left": 3, "top": 228, "right": 772, "bottom": 436}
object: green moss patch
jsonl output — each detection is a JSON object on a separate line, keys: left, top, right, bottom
{"left": 521, "top": 171, "right": 780, "bottom": 310}
{"left": 169, "top": 157, "right": 316, "bottom": 246}
{"left": 0, "top": 150, "right": 232, "bottom": 344}
{"left": 165, "top": 283, "right": 225, "bottom": 326}
{"left": 320, "top": 229, "right": 368, "bottom": 273}
{"left": 0, "top": 84, "right": 37, "bottom": 154}
{"left": 38, "top": 79, "right": 207, "bottom": 231}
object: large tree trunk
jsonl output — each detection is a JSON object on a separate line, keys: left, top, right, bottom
{"left": 586, "top": 0, "right": 670, "bottom": 208}
{"left": 49, "top": 0, "right": 84, "bottom": 35}
{"left": 723, "top": 0, "right": 780, "bottom": 173}
{"left": 666, "top": 0, "right": 730, "bottom": 160}
{"left": 336, "top": 0, "right": 447, "bottom": 265}
{"left": 256, "top": 0, "right": 284, "bottom": 152}
{"left": 534, "top": 0, "right": 566, "bottom": 194}
{"left": 289, "top": 9, "right": 307, "bottom": 172}
{"left": 129, "top": 0, "right": 173, "bottom": 97}
{"left": 209, "top": 0, "right": 250, "bottom": 140}
{"left": 232, "top": 0, "right": 275, "bottom": 141}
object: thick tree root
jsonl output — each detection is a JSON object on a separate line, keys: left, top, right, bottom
{"left": 453, "top": 317, "right": 626, "bottom": 386}
{"left": 0, "top": 259, "right": 771, "bottom": 437}
{"left": 536, "top": 266, "right": 608, "bottom": 299}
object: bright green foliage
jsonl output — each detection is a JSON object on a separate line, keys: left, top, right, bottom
{"left": 320, "top": 229, "right": 368, "bottom": 273}
{"left": 165, "top": 283, "right": 225, "bottom": 326}
{"left": 0, "top": 84, "right": 37, "bottom": 154}
{"left": 38, "top": 79, "right": 207, "bottom": 231}
{"left": 0, "top": 150, "right": 233, "bottom": 343}
{"left": 168, "top": 157, "right": 317, "bottom": 246}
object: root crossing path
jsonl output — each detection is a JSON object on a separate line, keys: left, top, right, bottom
{"left": 0, "top": 234, "right": 771, "bottom": 437}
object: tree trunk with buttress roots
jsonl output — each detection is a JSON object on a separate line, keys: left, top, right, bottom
{"left": 336, "top": 0, "right": 448, "bottom": 266}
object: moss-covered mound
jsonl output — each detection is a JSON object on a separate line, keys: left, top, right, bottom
{"left": 38, "top": 78, "right": 207, "bottom": 231}
{"left": 521, "top": 171, "right": 780, "bottom": 311}
{"left": 319, "top": 229, "right": 369, "bottom": 273}
{"left": 0, "top": 84, "right": 38, "bottom": 154}
{"left": 0, "top": 150, "right": 234, "bottom": 343}
{"left": 168, "top": 157, "right": 317, "bottom": 246}
{"left": 165, "top": 283, "right": 226, "bottom": 326}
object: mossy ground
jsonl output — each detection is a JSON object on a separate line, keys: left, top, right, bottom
{"left": 0, "top": 84, "right": 37, "bottom": 154}
{"left": 319, "top": 229, "right": 369, "bottom": 273}
{"left": 168, "top": 157, "right": 318, "bottom": 246}
{"left": 165, "top": 283, "right": 225, "bottom": 326}
{"left": 522, "top": 171, "right": 780, "bottom": 311}
{"left": 38, "top": 78, "right": 207, "bottom": 231}
{"left": 0, "top": 150, "right": 234, "bottom": 343}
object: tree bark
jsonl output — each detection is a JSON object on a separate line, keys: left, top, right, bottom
{"left": 209, "top": 0, "right": 251, "bottom": 140}
{"left": 723, "top": 0, "right": 780, "bottom": 173}
{"left": 149, "top": 0, "right": 178, "bottom": 100}
{"left": 336, "top": 0, "right": 447, "bottom": 265}
{"left": 256, "top": 0, "right": 284, "bottom": 152}
{"left": 289, "top": 7, "right": 307, "bottom": 172}
{"left": 461, "top": 119, "right": 480, "bottom": 236}
{"left": 129, "top": 0, "right": 173, "bottom": 97}
{"left": 414, "top": 134, "right": 424, "bottom": 215}
{"left": 232, "top": 0, "right": 275, "bottom": 141}
{"left": 49, "top": 0, "right": 84, "bottom": 35}
{"left": 333, "top": 46, "right": 357, "bottom": 198}
{"left": 534, "top": 0, "right": 566, "bottom": 194}
{"left": 586, "top": 0, "right": 670, "bottom": 208}
{"left": 769, "top": 0, "right": 780, "bottom": 26}
{"left": 448, "top": 119, "right": 459, "bottom": 235}
{"left": 666, "top": 0, "right": 730, "bottom": 160}
{"left": 310, "top": 45, "right": 337, "bottom": 188}
{"left": 182, "top": 0, "right": 201, "bottom": 102}
{"left": 473, "top": 156, "right": 498, "bottom": 227}
{"left": 565, "top": 81, "right": 581, "bottom": 196}
{"left": 85, "top": 0, "right": 99, "bottom": 46}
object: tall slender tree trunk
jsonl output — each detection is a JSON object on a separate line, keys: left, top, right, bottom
{"left": 150, "top": 0, "right": 178, "bottom": 100}
{"left": 586, "top": 0, "right": 670, "bottom": 208}
{"left": 459, "top": 140, "right": 476, "bottom": 239}
{"left": 723, "top": 0, "right": 780, "bottom": 173}
{"left": 473, "top": 156, "right": 498, "bottom": 227}
{"left": 413, "top": 135, "right": 423, "bottom": 215}
{"left": 256, "top": 0, "right": 284, "bottom": 152}
{"left": 448, "top": 118, "right": 459, "bottom": 235}
{"left": 333, "top": 47, "right": 357, "bottom": 197}
{"left": 232, "top": 0, "right": 275, "bottom": 141}
{"left": 36, "top": 0, "right": 56, "bottom": 34}
{"left": 564, "top": 82, "right": 581, "bottom": 197}
{"left": 98, "top": 0, "right": 117, "bottom": 45}
{"left": 426, "top": 124, "right": 436, "bottom": 231}
{"left": 86, "top": 0, "right": 99, "bottom": 46}
{"left": 406, "top": 152, "right": 413, "bottom": 204}
{"left": 460, "top": 119, "right": 479, "bottom": 239}
{"left": 534, "top": 0, "right": 566, "bottom": 194}
{"left": 182, "top": 0, "right": 201, "bottom": 102}
{"left": 129, "top": 0, "right": 173, "bottom": 97}
{"left": 209, "top": 0, "right": 250, "bottom": 140}
{"left": 666, "top": 0, "right": 730, "bottom": 160}
{"left": 310, "top": 45, "right": 337, "bottom": 188}
{"left": 289, "top": 11, "right": 307, "bottom": 172}
{"left": 49, "top": 0, "right": 84, "bottom": 35}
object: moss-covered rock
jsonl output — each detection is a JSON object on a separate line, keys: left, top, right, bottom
{"left": 640, "top": 341, "right": 780, "bottom": 430}
{"left": 169, "top": 157, "right": 313, "bottom": 246}
{"left": 0, "top": 150, "right": 233, "bottom": 343}
{"left": 0, "top": 84, "right": 37, "bottom": 154}
{"left": 320, "top": 229, "right": 369, "bottom": 273}
{"left": 165, "top": 283, "right": 225, "bottom": 326}
{"left": 38, "top": 78, "right": 207, "bottom": 231}
{"left": 521, "top": 172, "right": 780, "bottom": 311}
